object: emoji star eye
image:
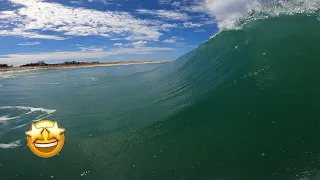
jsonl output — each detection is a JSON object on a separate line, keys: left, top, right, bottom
{"left": 46, "top": 122, "right": 65, "bottom": 141}
{"left": 25, "top": 124, "right": 44, "bottom": 143}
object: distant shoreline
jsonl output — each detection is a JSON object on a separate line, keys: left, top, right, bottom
{"left": 0, "top": 61, "right": 168, "bottom": 72}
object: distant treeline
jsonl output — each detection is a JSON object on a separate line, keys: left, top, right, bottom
{"left": 0, "top": 64, "right": 13, "bottom": 68}
{"left": 0, "top": 60, "right": 158, "bottom": 68}
{"left": 20, "top": 61, "right": 100, "bottom": 67}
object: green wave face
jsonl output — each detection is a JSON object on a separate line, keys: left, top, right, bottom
{"left": 107, "top": 14, "right": 320, "bottom": 180}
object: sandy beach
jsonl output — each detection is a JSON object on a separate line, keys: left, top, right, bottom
{"left": 0, "top": 61, "right": 167, "bottom": 72}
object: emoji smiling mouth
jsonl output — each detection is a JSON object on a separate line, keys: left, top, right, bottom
{"left": 34, "top": 141, "right": 58, "bottom": 148}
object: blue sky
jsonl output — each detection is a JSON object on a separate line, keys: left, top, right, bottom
{"left": 0, "top": 0, "right": 220, "bottom": 65}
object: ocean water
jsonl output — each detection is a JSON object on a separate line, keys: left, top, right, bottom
{"left": 2, "top": 11, "right": 320, "bottom": 180}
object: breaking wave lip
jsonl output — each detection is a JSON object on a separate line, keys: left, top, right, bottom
{"left": 0, "top": 140, "right": 21, "bottom": 149}
{"left": 206, "top": 0, "right": 320, "bottom": 32}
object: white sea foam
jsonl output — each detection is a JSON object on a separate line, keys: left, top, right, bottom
{"left": 0, "top": 69, "right": 38, "bottom": 78}
{"left": 91, "top": 77, "right": 98, "bottom": 81}
{"left": 0, "top": 106, "right": 56, "bottom": 114}
{"left": 204, "top": 0, "right": 320, "bottom": 31}
{"left": 10, "top": 122, "right": 30, "bottom": 130}
{"left": 0, "top": 140, "right": 21, "bottom": 149}
{"left": 38, "top": 83, "right": 60, "bottom": 85}
{"left": 0, "top": 115, "right": 20, "bottom": 123}
{"left": 0, "top": 106, "right": 56, "bottom": 129}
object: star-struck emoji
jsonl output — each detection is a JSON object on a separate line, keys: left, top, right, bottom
{"left": 26, "top": 120, "right": 66, "bottom": 158}
{"left": 25, "top": 124, "right": 44, "bottom": 143}
{"left": 47, "top": 122, "right": 65, "bottom": 141}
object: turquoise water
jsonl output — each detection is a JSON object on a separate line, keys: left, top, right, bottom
{"left": 1, "top": 14, "right": 320, "bottom": 180}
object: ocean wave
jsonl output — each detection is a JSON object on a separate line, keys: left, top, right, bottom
{"left": 0, "top": 69, "right": 39, "bottom": 78}
{"left": 0, "top": 140, "right": 21, "bottom": 149}
{"left": 205, "top": 0, "right": 320, "bottom": 31}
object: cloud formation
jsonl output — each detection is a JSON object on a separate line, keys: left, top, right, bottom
{"left": 17, "top": 42, "right": 41, "bottom": 46}
{"left": 183, "top": 22, "right": 203, "bottom": 28}
{"left": 0, "top": 46, "right": 174, "bottom": 65}
{"left": 158, "top": 0, "right": 172, "bottom": 5}
{"left": 0, "top": 0, "right": 174, "bottom": 41}
{"left": 131, "top": 40, "right": 148, "bottom": 46}
{"left": 136, "top": 9, "right": 189, "bottom": 21}
{"left": 113, "top": 43, "right": 123, "bottom": 46}
{"left": 163, "top": 36, "right": 184, "bottom": 43}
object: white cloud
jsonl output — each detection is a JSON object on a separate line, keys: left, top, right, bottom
{"left": 202, "top": 0, "right": 258, "bottom": 29}
{"left": 159, "top": 23, "right": 178, "bottom": 31}
{"left": 204, "top": 0, "right": 249, "bottom": 16}
{"left": 183, "top": 22, "right": 203, "bottom": 28}
{"left": 131, "top": 40, "right": 147, "bottom": 46}
{"left": 171, "top": 1, "right": 181, "bottom": 8}
{"left": 79, "top": 46, "right": 104, "bottom": 51}
{"left": 0, "top": 29, "right": 65, "bottom": 40}
{"left": 171, "top": 1, "right": 206, "bottom": 13}
{"left": 0, "top": 0, "right": 171, "bottom": 41}
{"left": 179, "top": 1, "right": 207, "bottom": 13}
{"left": 17, "top": 41, "right": 41, "bottom": 46}
{"left": 158, "top": 0, "right": 172, "bottom": 4}
{"left": 182, "top": 4, "right": 207, "bottom": 13}
{"left": 136, "top": 9, "right": 189, "bottom": 21}
{"left": 113, "top": 43, "right": 123, "bottom": 46}
{"left": 176, "top": 42, "right": 186, "bottom": 47}
{"left": 174, "top": 36, "right": 184, "bottom": 40}
{"left": 0, "top": 46, "right": 174, "bottom": 65}
{"left": 195, "top": 29, "right": 206, "bottom": 32}
{"left": 69, "top": 1, "right": 82, "bottom": 5}
{"left": 163, "top": 36, "right": 184, "bottom": 43}
{"left": 88, "top": 48, "right": 104, "bottom": 52}
{"left": 163, "top": 39, "right": 176, "bottom": 43}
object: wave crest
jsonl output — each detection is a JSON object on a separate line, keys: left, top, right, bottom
{"left": 204, "top": 0, "right": 320, "bottom": 30}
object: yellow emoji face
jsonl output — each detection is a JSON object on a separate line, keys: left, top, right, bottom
{"left": 25, "top": 120, "right": 65, "bottom": 158}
